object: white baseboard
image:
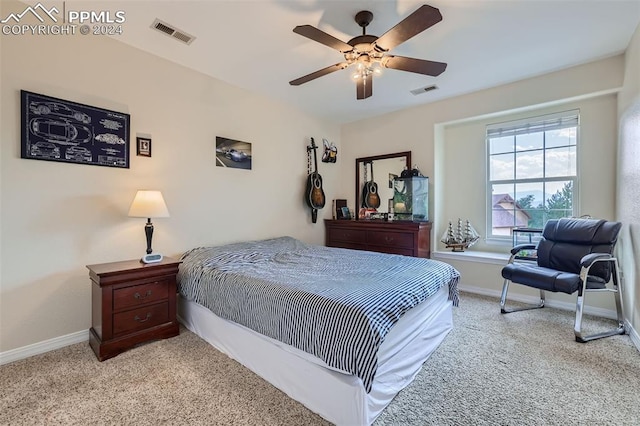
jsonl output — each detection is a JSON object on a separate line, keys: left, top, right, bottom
{"left": 627, "top": 320, "right": 640, "bottom": 352}
{"left": 0, "top": 329, "right": 89, "bottom": 366}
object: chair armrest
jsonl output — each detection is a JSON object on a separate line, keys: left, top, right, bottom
{"left": 510, "top": 244, "right": 537, "bottom": 255}
{"left": 580, "top": 253, "right": 613, "bottom": 268}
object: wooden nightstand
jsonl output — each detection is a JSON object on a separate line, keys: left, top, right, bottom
{"left": 87, "top": 257, "right": 181, "bottom": 361}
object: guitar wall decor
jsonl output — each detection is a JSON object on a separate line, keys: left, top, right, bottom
{"left": 305, "top": 138, "right": 325, "bottom": 223}
{"left": 362, "top": 161, "right": 381, "bottom": 209}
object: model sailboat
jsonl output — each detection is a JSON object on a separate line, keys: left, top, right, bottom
{"left": 441, "top": 219, "right": 480, "bottom": 252}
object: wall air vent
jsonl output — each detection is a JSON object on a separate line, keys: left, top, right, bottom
{"left": 410, "top": 85, "right": 438, "bottom": 95}
{"left": 151, "top": 19, "right": 196, "bottom": 45}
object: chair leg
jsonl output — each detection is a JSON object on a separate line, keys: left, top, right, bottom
{"left": 500, "top": 279, "right": 545, "bottom": 314}
{"left": 574, "top": 260, "right": 625, "bottom": 343}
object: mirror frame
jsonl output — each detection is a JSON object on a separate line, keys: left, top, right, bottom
{"left": 355, "top": 151, "right": 411, "bottom": 220}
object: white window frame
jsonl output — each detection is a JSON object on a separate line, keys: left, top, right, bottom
{"left": 485, "top": 110, "right": 580, "bottom": 242}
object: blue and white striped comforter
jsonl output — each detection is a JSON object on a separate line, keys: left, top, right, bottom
{"left": 177, "top": 236, "right": 460, "bottom": 393}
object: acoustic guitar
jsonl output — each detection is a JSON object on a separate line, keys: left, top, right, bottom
{"left": 362, "top": 161, "right": 381, "bottom": 209}
{"left": 306, "top": 138, "right": 325, "bottom": 223}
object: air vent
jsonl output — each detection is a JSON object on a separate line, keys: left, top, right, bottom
{"left": 151, "top": 19, "right": 196, "bottom": 45}
{"left": 410, "top": 85, "right": 438, "bottom": 95}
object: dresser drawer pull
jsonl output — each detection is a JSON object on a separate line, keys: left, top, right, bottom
{"left": 134, "top": 313, "right": 152, "bottom": 323}
{"left": 134, "top": 290, "right": 152, "bottom": 300}
{"left": 384, "top": 236, "right": 394, "bottom": 243}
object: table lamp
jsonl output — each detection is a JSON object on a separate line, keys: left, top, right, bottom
{"left": 128, "top": 190, "right": 170, "bottom": 263}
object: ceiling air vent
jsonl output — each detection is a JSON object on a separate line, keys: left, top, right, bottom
{"left": 410, "top": 85, "right": 438, "bottom": 96}
{"left": 151, "top": 19, "right": 196, "bottom": 45}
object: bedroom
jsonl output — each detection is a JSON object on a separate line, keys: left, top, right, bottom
{"left": 1, "top": 0, "right": 639, "bottom": 424}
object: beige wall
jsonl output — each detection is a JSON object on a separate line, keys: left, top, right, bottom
{"left": 342, "top": 55, "right": 625, "bottom": 312}
{"left": 0, "top": 1, "right": 340, "bottom": 352}
{"left": 617, "top": 22, "right": 640, "bottom": 340}
{"left": 440, "top": 94, "right": 618, "bottom": 253}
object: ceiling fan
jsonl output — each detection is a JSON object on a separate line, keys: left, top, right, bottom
{"left": 289, "top": 4, "right": 447, "bottom": 100}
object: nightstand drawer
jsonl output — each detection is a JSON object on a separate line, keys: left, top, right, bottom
{"left": 113, "top": 280, "right": 169, "bottom": 311}
{"left": 367, "top": 231, "right": 413, "bottom": 248}
{"left": 113, "top": 302, "right": 169, "bottom": 336}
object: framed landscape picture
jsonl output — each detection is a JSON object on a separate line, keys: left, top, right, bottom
{"left": 21, "top": 90, "right": 130, "bottom": 168}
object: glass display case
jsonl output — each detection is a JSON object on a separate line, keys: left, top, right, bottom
{"left": 391, "top": 176, "right": 429, "bottom": 222}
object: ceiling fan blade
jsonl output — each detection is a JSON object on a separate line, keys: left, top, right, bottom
{"left": 374, "top": 5, "right": 442, "bottom": 52}
{"left": 289, "top": 62, "right": 349, "bottom": 86}
{"left": 293, "top": 25, "right": 353, "bottom": 52}
{"left": 356, "top": 74, "right": 373, "bottom": 100}
{"left": 383, "top": 55, "right": 447, "bottom": 76}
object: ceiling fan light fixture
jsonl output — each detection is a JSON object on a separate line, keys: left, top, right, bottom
{"left": 289, "top": 5, "right": 446, "bottom": 100}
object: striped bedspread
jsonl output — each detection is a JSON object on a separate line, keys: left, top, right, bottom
{"left": 177, "top": 236, "right": 460, "bottom": 393}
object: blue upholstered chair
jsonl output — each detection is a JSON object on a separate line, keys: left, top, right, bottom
{"left": 500, "top": 218, "right": 625, "bottom": 342}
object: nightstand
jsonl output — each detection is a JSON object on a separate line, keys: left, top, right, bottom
{"left": 87, "top": 257, "right": 181, "bottom": 361}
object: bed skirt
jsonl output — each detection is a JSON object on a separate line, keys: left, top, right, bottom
{"left": 178, "top": 285, "right": 453, "bottom": 425}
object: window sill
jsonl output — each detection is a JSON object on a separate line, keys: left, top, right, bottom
{"left": 432, "top": 250, "right": 509, "bottom": 266}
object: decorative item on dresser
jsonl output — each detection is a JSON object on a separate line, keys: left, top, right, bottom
{"left": 325, "top": 219, "right": 432, "bottom": 258}
{"left": 87, "top": 257, "right": 181, "bottom": 361}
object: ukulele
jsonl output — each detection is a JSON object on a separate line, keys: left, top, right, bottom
{"left": 305, "top": 138, "right": 325, "bottom": 223}
{"left": 362, "top": 161, "right": 381, "bottom": 209}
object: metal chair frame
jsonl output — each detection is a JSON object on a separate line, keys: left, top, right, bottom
{"left": 500, "top": 246, "right": 625, "bottom": 343}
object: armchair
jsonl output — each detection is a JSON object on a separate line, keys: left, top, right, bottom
{"left": 500, "top": 218, "right": 624, "bottom": 342}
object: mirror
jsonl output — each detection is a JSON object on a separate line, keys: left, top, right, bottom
{"left": 355, "top": 151, "right": 411, "bottom": 219}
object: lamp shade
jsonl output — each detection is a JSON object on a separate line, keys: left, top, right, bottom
{"left": 128, "top": 190, "right": 170, "bottom": 218}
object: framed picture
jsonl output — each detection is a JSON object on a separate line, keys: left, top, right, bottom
{"left": 340, "top": 206, "right": 351, "bottom": 220}
{"left": 136, "top": 137, "right": 151, "bottom": 157}
{"left": 20, "top": 90, "right": 130, "bottom": 168}
{"left": 215, "top": 136, "right": 252, "bottom": 170}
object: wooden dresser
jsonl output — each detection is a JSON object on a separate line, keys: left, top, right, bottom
{"left": 87, "top": 257, "right": 181, "bottom": 361}
{"left": 325, "top": 219, "right": 432, "bottom": 258}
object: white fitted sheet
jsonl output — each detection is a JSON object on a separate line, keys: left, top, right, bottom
{"left": 178, "top": 285, "right": 452, "bottom": 425}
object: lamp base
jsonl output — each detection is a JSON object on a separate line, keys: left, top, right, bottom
{"left": 144, "top": 219, "right": 154, "bottom": 254}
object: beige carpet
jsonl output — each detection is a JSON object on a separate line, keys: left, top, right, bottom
{"left": 1, "top": 292, "right": 639, "bottom": 425}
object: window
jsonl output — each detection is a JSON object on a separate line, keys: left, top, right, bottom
{"left": 486, "top": 110, "right": 578, "bottom": 239}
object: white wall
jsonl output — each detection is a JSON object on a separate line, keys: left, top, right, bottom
{"left": 617, "top": 22, "right": 640, "bottom": 342}
{"left": 0, "top": 0, "right": 340, "bottom": 352}
{"left": 342, "top": 55, "right": 625, "bottom": 312}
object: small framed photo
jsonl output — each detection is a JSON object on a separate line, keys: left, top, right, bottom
{"left": 340, "top": 206, "right": 351, "bottom": 220}
{"left": 136, "top": 137, "right": 151, "bottom": 157}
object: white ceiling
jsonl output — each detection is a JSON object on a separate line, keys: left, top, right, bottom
{"left": 80, "top": 1, "right": 640, "bottom": 124}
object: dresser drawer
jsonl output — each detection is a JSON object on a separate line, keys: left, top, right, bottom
{"left": 327, "top": 227, "right": 367, "bottom": 244}
{"left": 367, "top": 231, "right": 413, "bottom": 248}
{"left": 113, "top": 280, "right": 169, "bottom": 311}
{"left": 113, "top": 302, "right": 169, "bottom": 336}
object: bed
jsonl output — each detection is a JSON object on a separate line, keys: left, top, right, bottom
{"left": 177, "top": 236, "right": 460, "bottom": 425}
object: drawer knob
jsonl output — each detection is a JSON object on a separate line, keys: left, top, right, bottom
{"left": 134, "top": 313, "right": 152, "bottom": 323}
{"left": 134, "top": 290, "right": 152, "bottom": 300}
{"left": 385, "top": 236, "right": 394, "bottom": 242}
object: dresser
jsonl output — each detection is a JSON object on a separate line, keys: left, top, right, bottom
{"left": 87, "top": 257, "right": 181, "bottom": 361}
{"left": 325, "top": 219, "right": 432, "bottom": 258}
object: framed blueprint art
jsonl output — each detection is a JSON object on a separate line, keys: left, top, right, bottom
{"left": 20, "top": 90, "right": 130, "bottom": 168}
